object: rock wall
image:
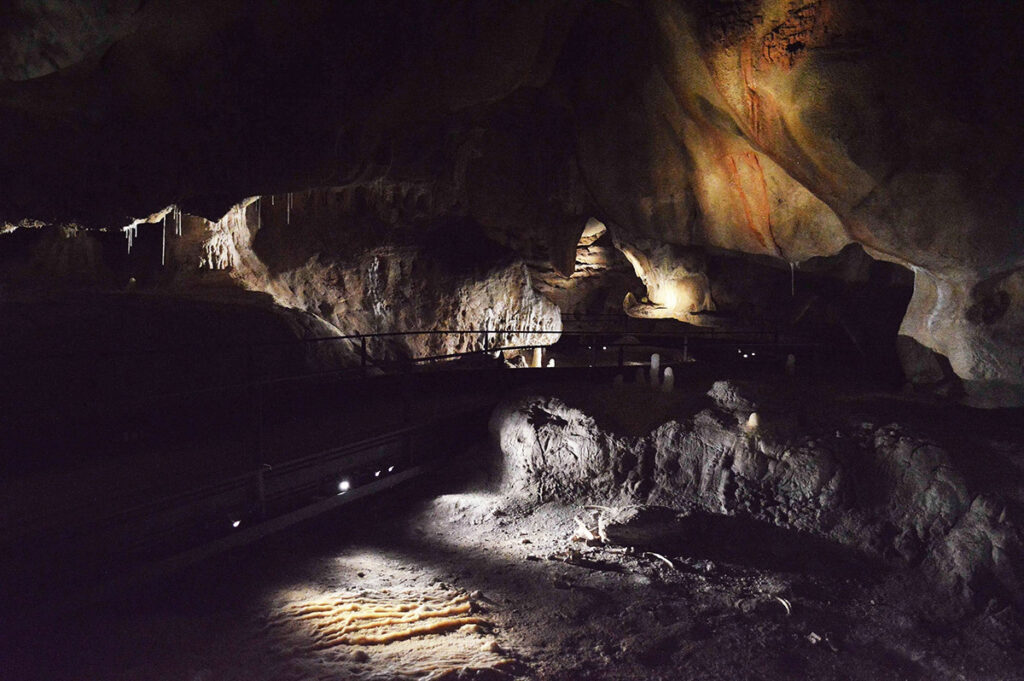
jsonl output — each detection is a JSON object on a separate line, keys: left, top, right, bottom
{"left": 194, "top": 191, "right": 561, "bottom": 361}
{"left": 490, "top": 381, "right": 1024, "bottom": 606}
{"left": 0, "top": 0, "right": 1021, "bottom": 401}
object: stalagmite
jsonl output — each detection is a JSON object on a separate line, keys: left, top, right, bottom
{"left": 635, "top": 367, "right": 645, "bottom": 385}
{"left": 661, "top": 367, "right": 674, "bottom": 392}
{"left": 531, "top": 347, "right": 542, "bottom": 368}
{"left": 650, "top": 353, "right": 661, "bottom": 388}
{"left": 746, "top": 412, "right": 761, "bottom": 431}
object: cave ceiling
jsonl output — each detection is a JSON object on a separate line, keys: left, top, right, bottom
{"left": 0, "top": 0, "right": 1022, "bottom": 403}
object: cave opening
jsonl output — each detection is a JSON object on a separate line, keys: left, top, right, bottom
{"left": 1, "top": 2, "right": 1023, "bottom": 680}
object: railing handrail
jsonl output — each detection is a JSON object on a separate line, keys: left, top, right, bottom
{"left": 1, "top": 411, "right": 450, "bottom": 543}
{"left": 0, "top": 321, "right": 791, "bottom": 365}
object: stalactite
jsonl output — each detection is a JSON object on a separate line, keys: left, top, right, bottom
{"left": 122, "top": 224, "right": 138, "bottom": 253}
{"left": 287, "top": 192, "right": 293, "bottom": 225}
{"left": 161, "top": 218, "right": 166, "bottom": 265}
{"left": 790, "top": 261, "right": 795, "bottom": 296}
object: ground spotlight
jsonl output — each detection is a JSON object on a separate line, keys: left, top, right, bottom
{"left": 338, "top": 479, "right": 351, "bottom": 494}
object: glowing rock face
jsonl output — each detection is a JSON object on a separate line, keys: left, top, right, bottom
{"left": 145, "top": 191, "right": 562, "bottom": 363}
{"left": 579, "top": 218, "right": 607, "bottom": 246}
{"left": 617, "top": 240, "right": 717, "bottom": 324}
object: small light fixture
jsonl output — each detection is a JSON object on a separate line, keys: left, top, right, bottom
{"left": 231, "top": 520, "right": 241, "bottom": 529}
{"left": 388, "top": 465, "right": 395, "bottom": 473}
{"left": 338, "top": 479, "right": 351, "bottom": 494}
{"left": 375, "top": 470, "right": 381, "bottom": 478}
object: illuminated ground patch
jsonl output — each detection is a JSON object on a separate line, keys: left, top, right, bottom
{"left": 270, "top": 587, "right": 518, "bottom": 679}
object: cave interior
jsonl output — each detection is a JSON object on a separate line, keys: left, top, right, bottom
{"left": 1, "top": 1, "right": 1023, "bottom": 680}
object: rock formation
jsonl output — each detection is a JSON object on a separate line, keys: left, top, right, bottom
{"left": 1, "top": 186, "right": 563, "bottom": 364}
{"left": 0, "top": 0, "right": 1021, "bottom": 403}
{"left": 490, "top": 380, "right": 1024, "bottom": 607}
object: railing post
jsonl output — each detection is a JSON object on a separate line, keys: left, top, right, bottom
{"left": 482, "top": 330, "right": 489, "bottom": 354}
{"left": 360, "top": 337, "right": 367, "bottom": 376}
{"left": 251, "top": 343, "right": 264, "bottom": 469}
{"left": 257, "top": 463, "right": 271, "bottom": 519}
{"left": 247, "top": 342, "right": 266, "bottom": 518}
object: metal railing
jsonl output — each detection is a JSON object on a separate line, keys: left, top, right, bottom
{"left": 0, "top": 315, "right": 824, "bottom": 548}
{"left": 0, "top": 319, "right": 811, "bottom": 419}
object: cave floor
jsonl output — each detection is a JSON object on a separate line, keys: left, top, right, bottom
{"left": 4, "top": 374, "right": 1024, "bottom": 681}
{"left": 5, "top": 480, "right": 1023, "bottom": 681}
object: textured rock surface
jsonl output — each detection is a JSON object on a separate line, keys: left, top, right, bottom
{"left": 192, "top": 191, "right": 562, "bottom": 360}
{"left": 0, "top": 187, "right": 562, "bottom": 363}
{"left": 596, "top": 505, "right": 690, "bottom": 548}
{"left": 0, "top": 0, "right": 1021, "bottom": 400}
{"left": 490, "top": 380, "right": 1024, "bottom": 606}
{"left": 616, "top": 238, "right": 717, "bottom": 323}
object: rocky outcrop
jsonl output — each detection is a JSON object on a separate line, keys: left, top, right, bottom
{"left": 616, "top": 239, "right": 717, "bottom": 324}
{"left": 80, "top": 190, "right": 561, "bottom": 361}
{"left": 0, "top": 181, "right": 562, "bottom": 365}
{"left": 197, "top": 191, "right": 561, "bottom": 361}
{"left": 900, "top": 269, "right": 1024, "bottom": 407}
{"left": 490, "top": 381, "right": 1024, "bottom": 606}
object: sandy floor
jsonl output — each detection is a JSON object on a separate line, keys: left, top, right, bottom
{"left": 4, "top": 481, "right": 1023, "bottom": 681}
